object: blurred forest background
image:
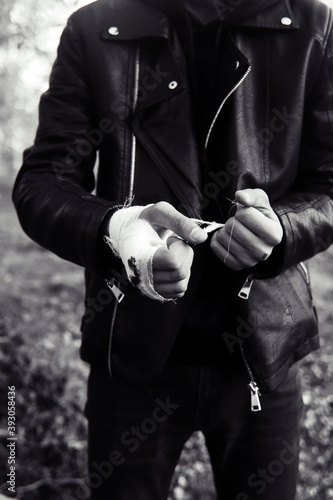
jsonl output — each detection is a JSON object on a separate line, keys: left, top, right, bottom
{"left": 0, "top": 0, "right": 333, "bottom": 499}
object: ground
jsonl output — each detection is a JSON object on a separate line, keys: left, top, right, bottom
{"left": 0, "top": 175, "right": 332, "bottom": 500}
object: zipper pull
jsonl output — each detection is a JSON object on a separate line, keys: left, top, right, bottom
{"left": 106, "top": 279, "right": 125, "bottom": 304}
{"left": 248, "top": 381, "right": 262, "bottom": 412}
{"left": 238, "top": 275, "right": 254, "bottom": 300}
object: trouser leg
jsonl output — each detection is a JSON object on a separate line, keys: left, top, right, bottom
{"left": 202, "top": 364, "right": 303, "bottom": 500}
{"left": 82, "top": 361, "right": 303, "bottom": 500}
{"left": 82, "top": 365, "right": 198, "bottom": 500}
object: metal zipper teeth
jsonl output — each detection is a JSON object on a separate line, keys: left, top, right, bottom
{"left": 205, "top": 65, "right": 252, "bottom": 150}
{"left": 239, "top": 342, "right": 262, "bottom": 412}
{"left": 128, "top": 46, "right": 140, "bottom": 201}
{"left": 203, "top": 64, "right": 258, "bottom": 403}
{"left": 108, "top": 47, "right": 140, "bottom": 378}
{"left": 239, "top": 342, "right": 255, "bottom": 382}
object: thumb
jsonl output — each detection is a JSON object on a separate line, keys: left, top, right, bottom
{"left": 141, "top": 202, "right": 208, "bottom": 245}
{"left": 235, "top": 189, "right": 279, "bottom": 223}
{"left": 235, "top": 189, "right": 271, "bottom": 210}
{"left": 168, "top": 236, "right": 194, "bottom": 271}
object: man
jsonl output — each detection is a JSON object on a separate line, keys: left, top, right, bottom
{"left": 12, "top": 0, "right": 333, "bottom": 498}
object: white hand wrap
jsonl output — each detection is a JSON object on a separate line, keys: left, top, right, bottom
{"left": 104, "top": 205, "right": 174, "bottom": 302}
{"left": 104, "top": 206, "right": 225, "bottom": 303}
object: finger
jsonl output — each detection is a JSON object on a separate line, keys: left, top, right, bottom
{"left": 234, "top": 207, "right": 283, "bottom": 246}
{"left": 235, "top": 188, "right": 282, "bottom": 226}
{"left": 212, "top": 230, "right": 264, "bottom": 269}
{"left": 154, "top": 268, "right": 189, "bottom": 285}
{"left": 214, "top": 228, "right": 272, "bottom": 268}
{"left": 153, "top": 239, "right": 193, "bottom": 274}
{"left": 153, "top": 247, "right": 179, "bottom": 272}
{"left": 154, "top": 276, "right": 191, "bottom": 298}
{"left": 223, "top": 217, "right": 277, "bottom": 256}
{"left": 210, "top": 233, "right": 248, "bottom": 270}
{"left": 168, "top": 238, "right": 194, "bottom": 271}
{"left": 235, "top": 188, "right": 271, "bottom": 211}
{"left": 140, "top": 201, "right": 208, "bottom": 245}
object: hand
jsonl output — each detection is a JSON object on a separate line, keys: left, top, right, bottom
{"left": 140, "top": 202, "right": 208, "bottom": 299}
{"left": 211, "top": 189, "right": 283, "bottom": 270}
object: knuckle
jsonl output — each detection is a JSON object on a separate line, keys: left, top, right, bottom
{"left": 171, "top": 285, "right": 184, "bottom": 296}
{"left": 210, "top": 236, "right": 226, "bottom": 256}
{"left": 215, "top": 229, "right": 227, "bottom": 245}
{"left": 225, "top": 217, "right": 235, "bottom": 230}
{"left": 175, "top": 279, "right": 189, "bottom": 294}
{"left": 235, "top": 207, "right": 253, "bottom": 223}
{"left": 170, "top": 260, "right": 182, "bottom": 272}
{"left": 254, "top": 188, "right": 268, "bottom": 201}
{"left": 267, "top": 232, "right": 282, "bottom": 246}
{"left": 155, "top": 201, "right": 171, "bottom": 214}
{"left": 174, "top": 216, "right": 190, "bottom": 235}
{"left": 176, "top": 268, "right": 188, "bottom": 281}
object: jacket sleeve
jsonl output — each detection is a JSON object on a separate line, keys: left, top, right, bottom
{"left": 255, "top": 19, "right": 333, "bottom": 278}
{"left": 12, "top": 14, "right": 120, "bottom": 276}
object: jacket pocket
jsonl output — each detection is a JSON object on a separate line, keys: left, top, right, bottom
{"left": 240, "top": 264, "right": 319, "bottom": 391}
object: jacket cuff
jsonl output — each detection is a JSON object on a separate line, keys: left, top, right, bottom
{"left": 94, "top": 206, "right": 124, "bottom": 278}
{"left": 249, "top": 211, "right": 289, "bottom": 279}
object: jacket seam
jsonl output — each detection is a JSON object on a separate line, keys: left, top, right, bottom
{"left": 275, "top": 193, "right": 331, "bottom": 215}
{"left": 304, "top": 10, "right": 333, "bottom": 104}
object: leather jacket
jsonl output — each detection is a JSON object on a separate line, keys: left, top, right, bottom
{"left": 13, "top": 0, "right": 333, "bottom": 396}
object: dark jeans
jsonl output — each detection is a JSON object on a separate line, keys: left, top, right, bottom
{"left": 82, "top": 360, "right": 303, "bottom": 500}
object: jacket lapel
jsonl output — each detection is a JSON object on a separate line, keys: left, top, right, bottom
{"left": 99, "top": 0, "right": 299, "bottom": 217}
{"left": 132, "top": 37, "right": 205, "bottom": 218}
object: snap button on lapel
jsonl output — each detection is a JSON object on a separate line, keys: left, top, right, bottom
{"left": 280, "top": 17, "right": 292, "bottom": 26}
{"left": 108, "top": 26, "right": 120, "bottom": 36}
{"left": 168, "top": 81, "right": 178, "bottom": 90}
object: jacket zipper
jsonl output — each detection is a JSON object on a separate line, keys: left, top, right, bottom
{"left": 205, "top": 65, "right": 251, "bottom": 150}
{"left": 203, "top": 64, "right": 259, "bottom": 404}
{"left": 107, "top": 47, "right": 140, "bottom": 377}
{"left": 106, "top": 280, "right": 122, "bottom": 377}
{"left": 238, "top": 263, "right": 310, "bottom": 406}
{"left": 203, "top": 65, "right": 256, "bottom": 299}
{"left": 239, "top": 342, "right": 262, "bottom": 412}
{"left": 204, "top": 65, "right": 254, "bottom": 303}
{"left": 129, "top": 46, "right": 140, "bottom": 201}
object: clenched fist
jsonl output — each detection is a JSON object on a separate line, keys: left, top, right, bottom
{"left": 140, "top": 202, "right": 208, "bottom": 299}
{"left": 211, "top": 189, "right": 283, "bottom": 270}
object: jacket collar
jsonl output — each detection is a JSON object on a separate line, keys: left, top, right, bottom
{"left": 100, "top": 0, "right": 298, "bottom": 42}
{"left": 100, "top": 0, "right": 170, "bottom": 41}
{"left": 234, "top": 0, "right": 299, "bottom": 29}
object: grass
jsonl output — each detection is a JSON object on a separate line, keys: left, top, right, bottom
{"left": 0, "top": 175, "right": 332, "bottom": 499}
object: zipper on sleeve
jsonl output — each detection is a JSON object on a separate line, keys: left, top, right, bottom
{"left": 239, "top": 342, "right": 262, "bottom": 412}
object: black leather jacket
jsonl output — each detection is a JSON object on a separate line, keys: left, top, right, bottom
{"left": 13, "top": 0, "right": 333, "bottom": 395}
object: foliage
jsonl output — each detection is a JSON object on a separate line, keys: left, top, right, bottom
{"left": 1, "top": 0, "right": 333, "bottom": 498}
{"left": 0, "top": 0, "right": 90, "bottom": 175}
{"left": 0, "top": 177, "right": 333, "bottom": 499}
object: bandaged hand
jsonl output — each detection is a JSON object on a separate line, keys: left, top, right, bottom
{"left": 211, "top": 189, "right": 283, "bottom": 271}
{"left": 106, "top": 202, "right": 207, "bottom": 302}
